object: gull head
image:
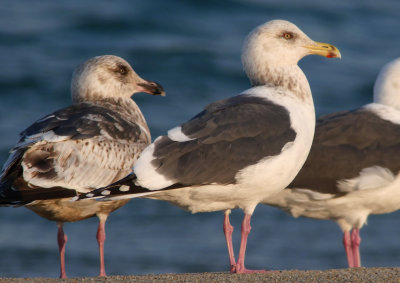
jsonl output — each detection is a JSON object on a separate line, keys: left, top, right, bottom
{"left": 242, "top": 20, "right": 341, "bottom": 86}
{"left": 373, "top": 58, "right": 400, "bottom": 109}
{"left": 71, "top": 55, "right": 165, "bottom": 103}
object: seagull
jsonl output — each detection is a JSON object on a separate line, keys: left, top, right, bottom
{"left": 76, "top": 20, "right": 340, "bottom": 273}
{"left": 0, "top": 55, "right": 165, "bottom": 278}
{"left": 263, "top": 58, "right": 400, "bottom": 268}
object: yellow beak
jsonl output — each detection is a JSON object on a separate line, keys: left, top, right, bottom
{"left": 304, "top": 41, "right": 341, "bottom": 59}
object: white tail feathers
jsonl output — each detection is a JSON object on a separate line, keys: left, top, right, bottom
{"left": 337, "top": 166, "right": 395, "bottom": 192}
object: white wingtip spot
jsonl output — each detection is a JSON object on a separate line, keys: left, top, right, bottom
{"left": 101, "top": 190, "right": 111, "bottom": 196}
{"left": 119, "top": 185, "right": 130, "bottom": 192}
{"left": 86, "top": 193, "right": 95, "bottom": 198}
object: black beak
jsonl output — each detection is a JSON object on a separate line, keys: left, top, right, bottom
{"left": 137, "top": 81, "right": 166, "bottom": 96}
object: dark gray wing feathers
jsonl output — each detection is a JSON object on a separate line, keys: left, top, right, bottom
{"left": 290, "top": 108, "right": 400, "bottom": 194}
{"left": 151, "top": 95, "right": 296, "bottom": 185}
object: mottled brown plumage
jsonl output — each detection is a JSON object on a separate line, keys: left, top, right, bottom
{"left": 0, "top": 55, "right": 164, "bottom": 278}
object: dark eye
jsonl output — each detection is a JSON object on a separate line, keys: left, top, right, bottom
{"left": 283, "top": 32, "right": 293, "bottom": 40}
{"left": 117, "top": 64, "right": 128, "bottom": 75}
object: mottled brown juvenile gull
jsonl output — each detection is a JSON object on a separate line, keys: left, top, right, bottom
{"left": 77, "top": 20, "right": 340, "bottom": 273}
{"left": 0, "top": 55, "right": 165, "bottom": 278}
{"left": 264, "top": 58, "right": 400, "bottom": 268}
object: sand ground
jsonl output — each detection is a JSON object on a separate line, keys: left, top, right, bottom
{"left": 1, "top": 267, "right": 400, "bottom": 283}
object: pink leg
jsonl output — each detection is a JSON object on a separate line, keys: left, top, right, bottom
{"left": 235, "top": 214, "right": 269, "bottom": 274}
{"left": 223, "top": 210, "right": 236, "bottom": 273}
{"left": 97, "top": 214, "right": 108, "bottom": 277}
{"left": 343, "top": 231, "right": 354, "bottom": 268}
{"left": 57, "top": 223, "right": 68, "bottom": 278}
{"left": 351, "top": 228, "right": 361, "bottom": 268}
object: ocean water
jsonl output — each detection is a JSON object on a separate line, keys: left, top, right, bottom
{"left": 1, "top": 0, "right": 400, "bottom": 278}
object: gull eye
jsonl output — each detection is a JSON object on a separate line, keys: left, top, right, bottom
{"left": 283, "top": 32, "right": 293, "bottom": 40}
{"left": 116, "top": 64, "right": 128, "bottom": 75}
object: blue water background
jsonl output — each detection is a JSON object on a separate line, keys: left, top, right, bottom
{"left": 1, "top": 0, "right": 400, "bottom": 278}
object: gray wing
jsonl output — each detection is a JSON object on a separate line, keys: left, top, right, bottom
{"left": 150, "top": 94, "right": 296, "bottom": 185}
{"left": 0, "top": 103, "right": 150, "bottom": 205}
{"left": 290, "top": 108, "right": 400, "bottom": 194}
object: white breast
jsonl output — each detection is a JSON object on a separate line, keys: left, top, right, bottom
{"left": 235, "top": 86, "right": 316, "bottom": 196}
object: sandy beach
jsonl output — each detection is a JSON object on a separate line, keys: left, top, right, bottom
{"left": 1, "top": 267, "right": 399, "bottom": 283}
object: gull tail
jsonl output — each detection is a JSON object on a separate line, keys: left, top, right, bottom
{"left": 1, "top": 183, "right": 78, "bottom": 206}
{"left": 73, "top": 173, "right": 160, "bottom": 201}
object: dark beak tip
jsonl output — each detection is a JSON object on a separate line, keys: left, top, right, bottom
{"left": 153, "top": 82, "right": 165, "bottom": 96}
{"left": 137, "top": 81, "right": 165, "bottom": 96}
{"left": 156, "top": 85, "right": 166, "bottom": 97}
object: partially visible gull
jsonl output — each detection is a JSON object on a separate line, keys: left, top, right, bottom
{"left": 264, "top": 58, "right": 400, "bottom": 268}
{"left": 76, "top": 20, "right": 340, "bottom": 273}
{"left": 0, "top": 55, "right": 165, "bottom": 278}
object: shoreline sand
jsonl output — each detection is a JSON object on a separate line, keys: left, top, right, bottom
{"left": 1, "top": 267, "right": 399, "bottom": 282}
